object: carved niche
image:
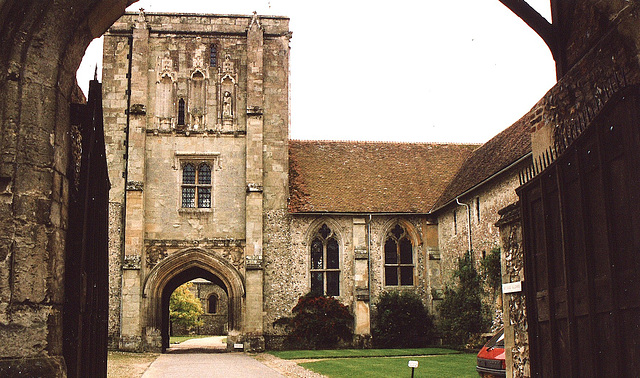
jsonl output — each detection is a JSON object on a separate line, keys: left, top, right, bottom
{"left": 218, "top": 54, "right": 237, "bottom": 131}
{"left": 155, "top": 55, "right": 177, "bottom": 131}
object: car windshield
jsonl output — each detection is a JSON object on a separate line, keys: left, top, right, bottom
{"left": 485, "top": 328, "right": 504, "bottom": 349}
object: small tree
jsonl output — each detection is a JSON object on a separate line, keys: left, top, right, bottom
{"left": 438, "top": 251, "right": 491, "bottom": 346}
{"left": 372, "top": 291, "right": 435, "bottom": 348}
{"left": 169, "top": 282, "right": 204, "bottom": 334}
{"left": 274, "top": 293, "right": 353, "bottom": 349}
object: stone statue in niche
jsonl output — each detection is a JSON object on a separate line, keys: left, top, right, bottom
{"left": 223, "top": 91, "right": 232, "bottom": 117}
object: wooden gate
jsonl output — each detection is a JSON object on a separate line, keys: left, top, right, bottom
{"left": 518, "top": 86, "right": 640, "bottom": 376}
{"left": 63, "top": 77, "right": 110, "bottom": 377}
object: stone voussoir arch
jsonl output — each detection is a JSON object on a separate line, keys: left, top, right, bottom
{"left": 143, "top": 247, "right": 245, "bottom": 331}
{"left": 379, "top": 217, "right": 423, "bottom": 248}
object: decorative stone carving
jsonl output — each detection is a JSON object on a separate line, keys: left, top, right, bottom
{"left": 146, "top": 245, "right": 167, "bottom": 267}
{"left": 222, "top": 91, "right": 232, "bottom": 117}
{"left": 123, "top": 255, "right": 141, "bottom": 270}
{"left": 246, "top": 105, "right": 263, "bottom": 116}
{"left": 245, "top": 255, "right": 263, "bottom": 270}
{"left": 354, "top": 248, "right": 368, "bottom": 260}
{"left": 129, "top": 103, "right": 146, "bottom": 115}
{"left": 126, "top": 181, "right": 143, "bottom": 191}
{"left": 246, "top": 183, "right": 263, "bottom": 193}
{"left": 355, "top": 287, "right": 370, "bottom": 302}
{"left": 219, "top": 55, "right": 237, "bottom": 130}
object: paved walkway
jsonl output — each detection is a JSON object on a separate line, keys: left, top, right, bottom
{"left": 165, "top": 336, "right": 227, "bottom": 353}
{"left": 141, "top": 352, "right": 285, "bottom": 378}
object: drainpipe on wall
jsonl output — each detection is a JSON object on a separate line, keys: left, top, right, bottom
{"left": 367, "top": 214, "right": 372, "bottom": 300}
{"left": 455, "top": 198, "right": 473, "bottom": 261}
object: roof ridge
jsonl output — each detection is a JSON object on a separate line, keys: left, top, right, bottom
{"left": 289, "top": 139, "right": 481, "bottom": 146}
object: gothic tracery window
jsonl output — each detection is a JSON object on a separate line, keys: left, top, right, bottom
{"left": 384, "top": 224, "right": 414, "bottom": 286}
{"left": 310, "top": 224, "right": 340, "bottom": 296}
{"left": 181, "top": 162, "right": 212, "bottom": 208}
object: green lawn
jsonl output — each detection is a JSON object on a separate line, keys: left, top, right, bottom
{"left": 269, "top": 348, "right": 459, "bottom": 360}
{"left": 299, "top": 353, "right": 478, "bottom": 378}
{"left": 268, "top": 348, "right": 478, "bottom": 378}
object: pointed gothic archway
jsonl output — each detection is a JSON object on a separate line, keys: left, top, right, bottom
{"left": 143, "top": 248, "right": 245, "bottom": 351}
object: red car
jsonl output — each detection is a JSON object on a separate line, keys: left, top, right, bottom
{"left": 476, "top": 328, "right": 505, "bottom": 377}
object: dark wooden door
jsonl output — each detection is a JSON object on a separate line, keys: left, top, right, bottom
{"left": 518, "top": 86, "right": 640, "bottom": 376}
{"left": 63, "top": 77, "right": 110, "bottom": 377}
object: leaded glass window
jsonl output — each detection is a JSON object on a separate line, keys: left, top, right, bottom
{"left": 181, "top": 162, "right": 212, "bottom": 208}
{"left": 310, "top": 224, "right": 340, "bottom": 296}
{"left": 210, "top": 44, "right": 217, "bottom": 67}
{"left": 384, "top": 224, "right": 414, "bottom": 286}
{"left": 178, "top": 98, "right": 185, "bottom": 125}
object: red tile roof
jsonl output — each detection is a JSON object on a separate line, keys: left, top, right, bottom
{"left": 431, "top": 117, "right": 532, "bottom": 211}
{"left": 288, "top": 140, "right": 478, "bottom": 213}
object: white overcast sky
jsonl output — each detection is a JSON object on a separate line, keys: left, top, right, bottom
{"left": 78, "top": 0, "right": 556, "bottom": 144}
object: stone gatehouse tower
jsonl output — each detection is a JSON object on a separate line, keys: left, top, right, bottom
{"left": 104, "top": 10, "right": 514, "bottom": 354}
{"left": 104, "top": 11, "right": 290, "bottom": 351}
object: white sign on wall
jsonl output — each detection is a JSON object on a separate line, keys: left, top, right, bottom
{"left": 502, "top": 281, "right": 523, "bottom": 294}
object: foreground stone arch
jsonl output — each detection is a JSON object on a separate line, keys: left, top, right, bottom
{"left": 0, "top": 1, "right": 137, "bottom": 376}
{"left": 143, "top": 248, "right": 245, "bottom": 350}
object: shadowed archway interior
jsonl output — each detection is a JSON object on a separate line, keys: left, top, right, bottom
{"left": 160, "top": 267, "right": 229, "bottom": 351}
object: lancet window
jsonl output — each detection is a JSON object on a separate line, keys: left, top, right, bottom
{"left": 310, "top": 224, "right": 340, "bottom": 296}
{"left": 384, "top": 224, "right": 414, "bottom": 286}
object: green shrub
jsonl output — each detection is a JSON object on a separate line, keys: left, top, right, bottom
{"left": 372, "top": 291, "right": 435, "bottom": 348}
{"left": 438, "top": 251, "right": 491, "bottom": 346}
{"left": 274, "top": 293, "right": 354, "bottom": 349}
{"left": 481, "top": 247, "right": 502, "bottom": 294}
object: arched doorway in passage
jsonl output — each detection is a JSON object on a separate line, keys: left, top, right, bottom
{"left": 143, "top": 248, "right": 245, "bottom": 351}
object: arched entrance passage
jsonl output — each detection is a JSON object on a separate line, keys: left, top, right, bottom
{"left": 143, "top": 248, "right": 245, "bottom": 351}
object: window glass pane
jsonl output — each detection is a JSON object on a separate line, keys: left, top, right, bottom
{"left": 326, "top": 238, "right": 339, "bottom": 269}
{"left": 385, "top": 267, "right": 398, "bottom": 286}
{"left": 326, "top": 271, "right": 339, "bottom": 296}
{"left": 400, "top": 266, "right": 414, "bottom": 286}
{"left": 384, "top": 238, "right": 397, "bottom": 264}
{"left": 311, "top": 272, "right": 323, "bottom": 296}
{"left": 391, "top": 224, "right": 404, "bottom": 239}
{"left": 178, "top": 98, "right": 185, "bottom": 125}
{"left": 182, "top": 187, "right": 195, "bottom": 207}
{"left": 210, "top": 44, "right": 217, "bottom": 67}
{"left": 400, "top": 238, "right": 413, "bottom": 264}
{"left": 319, "top": 224, "right": 331, "bottom": 239}
{"left": 311, "top": 239, "right": 323, "bottom": 269}
{"left": 198, "top": 164, "right": 211, "bottom": 184}
{"left": 183, "top": 164, "right": 195, "bottom": 184}
{"left": 198, "top": 187, "right": 211, "bottom": 208}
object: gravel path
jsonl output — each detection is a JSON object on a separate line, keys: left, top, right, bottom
{"left": 252, "top": 353, "right": 327, "bottom": 378}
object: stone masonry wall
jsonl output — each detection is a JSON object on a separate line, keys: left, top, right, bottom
{"left": 436, "top": 165, "right": 526, "bottom": 288}
{"left": 496, "top": 203, "right": 528, "bottom": 378}
{"left": 104, "top": 12, "right": 291, "bottom": 350}
{"left": 264, "top": 213, "right": 436, "bottom": 347}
